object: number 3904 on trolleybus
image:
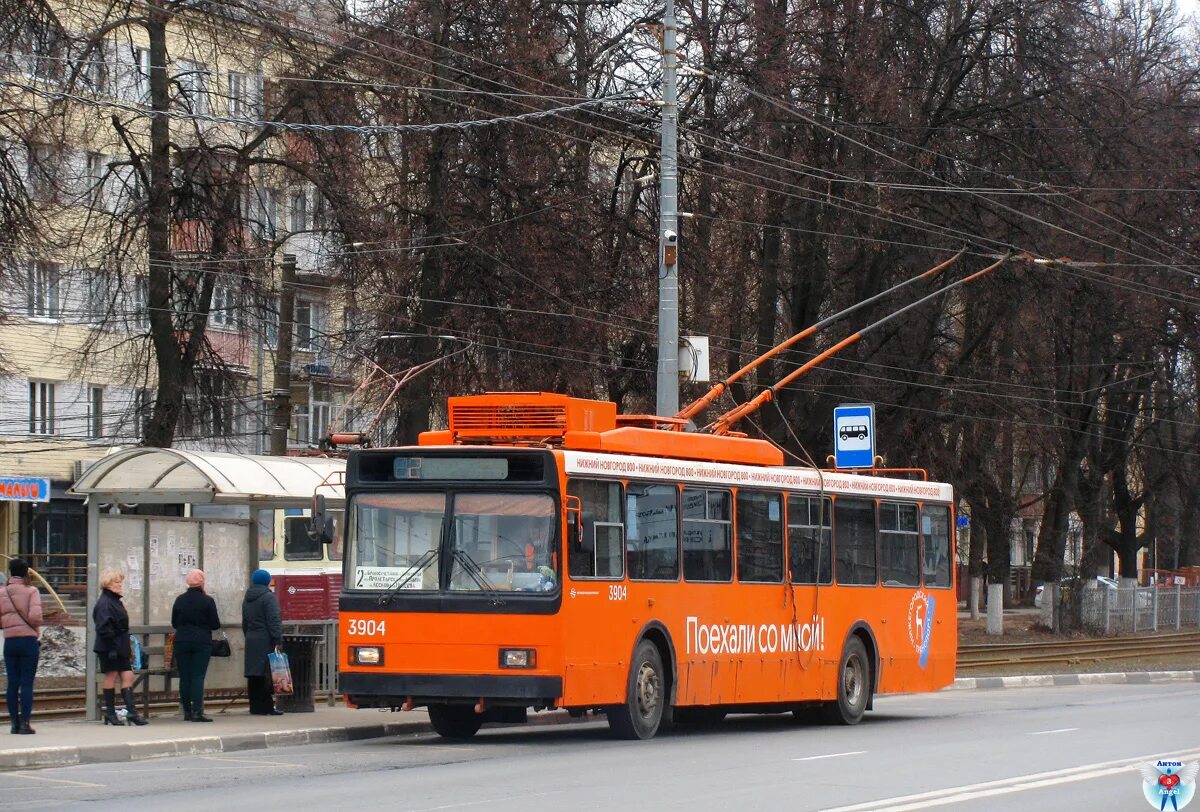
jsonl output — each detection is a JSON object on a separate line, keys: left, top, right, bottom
{"left": 317, "top": 390, "right": 957, "bottom": 740}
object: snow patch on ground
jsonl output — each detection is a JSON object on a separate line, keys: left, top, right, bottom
{"left": 1, "top": 626, "right": 86, "bottom": 678}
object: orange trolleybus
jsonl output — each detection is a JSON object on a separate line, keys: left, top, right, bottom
{"left": 332, "top": 390, "right": 957, "bottom": 740}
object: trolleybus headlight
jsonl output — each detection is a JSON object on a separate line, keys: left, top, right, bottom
{"left": 499, "top": 648, "right": 536, "bottom": 669}
{"left": 351, "top": 646, "right": 383, "bottom": 665}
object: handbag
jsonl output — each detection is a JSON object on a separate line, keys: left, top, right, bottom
{"left": 211, "top": 631, "right": 232, "bottom": 658}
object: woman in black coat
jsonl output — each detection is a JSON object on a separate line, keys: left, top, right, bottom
{"left": 92, "top": 571, "right": 147, "bottom": 726}
{"left": 242, "top": 569, "right": 283, "bottom": 715}
{"left": 171, "top": 569, "right": 221, "bottom": 722}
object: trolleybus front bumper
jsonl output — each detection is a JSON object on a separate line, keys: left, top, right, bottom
{"left": 342, "top": 672, "right": 563, "bottom": 707}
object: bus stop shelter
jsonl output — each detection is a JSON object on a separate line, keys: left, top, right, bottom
{"left": 70, "top": 448, "right": 345, "bottom": 720}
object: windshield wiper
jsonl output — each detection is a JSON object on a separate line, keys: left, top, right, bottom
{"left": 377, "top": 548, "right": 438, "bottom": 606}
{"left": 452, "top": 549, "right": 506, "bottom": 606}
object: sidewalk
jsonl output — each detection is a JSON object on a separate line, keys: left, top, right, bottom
{"left": 0, "top": 704, "right": 494, "bottom": 770}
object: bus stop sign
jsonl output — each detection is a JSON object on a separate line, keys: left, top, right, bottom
{"left": 833, "top": 404, "right": 875, "bottom": 469}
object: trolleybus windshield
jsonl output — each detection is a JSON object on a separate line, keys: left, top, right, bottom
{"left": 347, "top": 491, "right": 558, "bottom": 594}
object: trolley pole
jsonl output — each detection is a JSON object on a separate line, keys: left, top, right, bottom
{"left": 655, "top": 0, "right": 680, "bottom": 416}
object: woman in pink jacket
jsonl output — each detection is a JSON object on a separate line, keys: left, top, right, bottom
{"left": 1, "top": 559, "right": 43, "bottom": 734}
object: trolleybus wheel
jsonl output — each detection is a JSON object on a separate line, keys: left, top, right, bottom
{"left": 822, "top": 636, "right": 870, "bottom": 725}
{"left": 607, "top": 639, "right": 666, "bottom": 740}
{"left": 427, "top": 703, "right": 483, "bottom": 740}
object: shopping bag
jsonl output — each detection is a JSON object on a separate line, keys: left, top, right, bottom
{"left": 129, "top": 634, "right": 143, "bottom": 671}
{"left": 268, "top": 651, "right": 294, "bottom": 695}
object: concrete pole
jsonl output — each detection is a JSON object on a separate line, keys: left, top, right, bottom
{"left": 270, "top": 255, "right": 297, "bottom": 455}
{"left": 655, "top": 0, "right": 680, "bottom": 416}
{"left": 986, "top": 583, "right": 1004, "bottom": 635}
{"left": 84, "top": 498, "right": 99, "bottom": 722}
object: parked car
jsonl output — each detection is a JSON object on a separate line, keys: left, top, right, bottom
{"left": 1033, "top": 575, "right": 1149, "bottom": 608}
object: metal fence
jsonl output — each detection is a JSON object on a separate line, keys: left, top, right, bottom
{"left": 1044, "top": 583, "right": 1200, "bottom": 633}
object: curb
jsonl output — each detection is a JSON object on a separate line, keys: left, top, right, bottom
{"left": 0, "top": 709, "right": 586, "bottom": 772}
{"left": 949, "top": 669, "right": 1200, "bottom": 691}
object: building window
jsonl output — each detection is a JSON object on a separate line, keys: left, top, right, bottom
{"left": 788, "top": 495, "right": 832, "bottom": 585}
{"left": 736, "top": 490, "right": 783, "bottom": 583}
{"left": 682, "top": 487, "right": 732, "bottom": 582}
{"left": 134, "top": 388, "right": 153, "bottom": 440}
{"left": 295, "top": 299, "right": 325, "bottom": 352}
{"left": 178, "top": 374, "right": 238, "bottom": 439}
{"left": 879, "top": 502, "right": 920, "bottom": 586}
{"left": 309, "top": 401, "right": 331, "bottom": 445}
{"left": 116, "top": 44, "right": 150, "bottom": 103}
{"left": 85, "top": 152, "right": 108, "bottom": 208}
{"left": 26, "top": 145, "right": 58, "bottom": 202}
{"left": 28, "top": 381, "right": 56, "bottom": 435}
{"left": 210, "top": 285, "right": 241, "bottom": 329}
{"left": 27, "top": 261, "right": 60, "bottom": 318}
{"left": 131, "top": 276, "right": 148, "bottom": 330}
{"left": 834, "top": 498, "right": 877, "bottom": 586}
{"left": 228, "top": 72, "right": 263, "bottom": 119}
{"left": 89, "top": 386, "right": 104, "bottom": 439}
{"left": 288, "top": 189, "right": 308, "bottom": 233}
{"left": 174, "top": 59, "right": 209, "bottom": 114}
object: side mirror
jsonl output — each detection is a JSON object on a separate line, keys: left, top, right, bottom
{"left": 308, "top": 494, "right": 335, "bottom": 544}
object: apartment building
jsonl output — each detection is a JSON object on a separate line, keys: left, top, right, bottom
{"left": 0, "top": 0, "right": 363, "bottom": 582}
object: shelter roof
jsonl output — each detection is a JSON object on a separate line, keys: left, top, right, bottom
{"left": 69, "top": 448, "right": 344, "bottom": 505}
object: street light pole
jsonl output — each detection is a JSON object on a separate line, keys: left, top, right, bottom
{"left": 655, "top": 0, "right": 680, "bottom": 417}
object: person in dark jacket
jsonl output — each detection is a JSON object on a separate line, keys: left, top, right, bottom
{"left": 171, "top": 569, "right": 221, "bottom": 722}
{"left": 1, "top": 559, "right": 43, "bottom": 734}
{"left": 92, "top": 571, "right": 147, "bottom": 726}
{"left": 242, "top": 569, "right": 283, "bottom": 715}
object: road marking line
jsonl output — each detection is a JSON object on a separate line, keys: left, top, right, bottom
{"left": 793, "top": 751, "right": 867, "bottom": 762}
{"left": 1026, "top": 727, "right": 1079, "bottom": 735}
{"left": 818, "top": 748, "right": 1200, "bottom": 812}
{"left": 0, "top": 772, "right": 105, "bottom": 788}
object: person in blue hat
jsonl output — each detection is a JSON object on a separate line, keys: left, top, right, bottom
{"left": 242, "top": 569, "right": 283, "bottom": 715}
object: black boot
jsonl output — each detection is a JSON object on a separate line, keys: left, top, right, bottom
{"left": 121, "top": 688, "right": 148, "bottom": 726}
{"left": 17, "top": 717, "right": 34, "bottom": 735}
{"left": 181, "top": 704, "right": 193, "bottom": 722}
{"left": 10, "top": 719, "right": 18, "bottom": 734}
{"left": 103, "top": 689, "right": 124, "bottom": 726}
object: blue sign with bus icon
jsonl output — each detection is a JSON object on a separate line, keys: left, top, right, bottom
{"left": 833, "top": 404, "right": 875, "bottom": 469}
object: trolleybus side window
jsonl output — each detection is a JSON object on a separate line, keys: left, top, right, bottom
{"left": 787, "top": 495, "right": 832, "bottom": 585}
{"left": 834, "top": 498, "right": 877, "bottom": 585}
{"left": 626, "top": 482, "right": 679, "bottom": 581}
{"left": 736, "top": 490, "right": 783, "bottom": 583}
{"left": 566, "top": 479, "right": 624, "bottom": 580}
{"left": 349, "top": 492, "right": 445, "bottom": 590}
{"left": 284, "top": 515, "right": 321, "bottom": 560}
{"left": 682, "top": 488, "right": 732, "bottom": 582}
{"left": 921, "top": 504, "right": 952, "bottom": 588}
{"left": 449, "top": 493, "right": 557, "bottom": 593}
{"left": 879, "top": 502, "right": 920, "bottom": 586}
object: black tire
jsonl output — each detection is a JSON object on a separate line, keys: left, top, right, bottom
{"left": 672, "top": 706, "right": 726, "bottom": 727}
{"left": 821, "top": 636, "right": 871, "bottom": 725}
{"left": 607, "top": 639, "right": 666, "bottom": 740}
{"left": 427, "top": 703, "right": 483, "bottom": 740}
